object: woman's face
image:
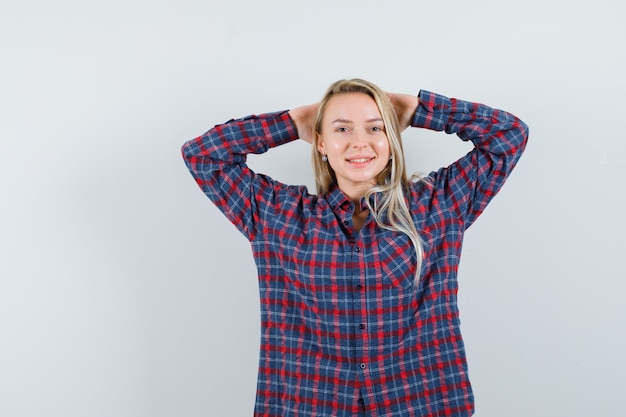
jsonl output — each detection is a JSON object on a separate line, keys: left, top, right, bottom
{"left": 317, "top": 92, "right": 391, "bottom": 199}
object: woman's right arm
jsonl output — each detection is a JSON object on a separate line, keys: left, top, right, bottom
{"left": 181, "top": 111, "right": 300, "bottom": 240}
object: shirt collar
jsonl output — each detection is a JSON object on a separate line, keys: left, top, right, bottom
{"left": 324, "top": 183, "right": 373, "bottom": 212}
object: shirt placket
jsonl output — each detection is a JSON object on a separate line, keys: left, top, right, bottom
{"left": 342, "top": 205, "right": 376, "bottom": 414}
{"left": 351, "top": 237, "right": 367, "bottom": 371}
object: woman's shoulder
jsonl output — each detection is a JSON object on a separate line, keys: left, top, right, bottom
{"left": 258, "top": 177, "right": 327, "bottom": 211}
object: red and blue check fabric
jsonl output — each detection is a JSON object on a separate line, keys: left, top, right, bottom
{"left": 182, "top": 90, "right": 528, "bottom": 416}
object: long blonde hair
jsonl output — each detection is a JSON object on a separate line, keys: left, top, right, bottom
{"left": 312, "top": 79, "right": 425, "bottom": 279}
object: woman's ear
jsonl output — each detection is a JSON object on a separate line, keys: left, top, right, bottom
{"left": 316, "top": 133, "right": 325, "bottom": 154}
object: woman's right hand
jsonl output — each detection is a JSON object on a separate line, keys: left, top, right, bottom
{"left": 289, "top": 103, "right": 319, "bottom": 144}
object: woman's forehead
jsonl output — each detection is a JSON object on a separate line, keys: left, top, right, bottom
{"left": 324, "top": 92, "right": 381, "bottom": 121}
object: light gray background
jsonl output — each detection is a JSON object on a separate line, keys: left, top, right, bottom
{"left": 1, "top": 0, "right": 624, "bottom": 416}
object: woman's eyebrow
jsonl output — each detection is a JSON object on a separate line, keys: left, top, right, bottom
{"left": 330, "top": 117, "right": 383, "bottom": 124}
{"left": 330, "top": 118, "right": 353, "bottom": 124}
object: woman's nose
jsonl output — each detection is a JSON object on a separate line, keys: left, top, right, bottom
{"left": 351, "top": 130, "right": 368, "bottom": 147}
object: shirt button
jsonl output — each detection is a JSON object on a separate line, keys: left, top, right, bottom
{"left": 355, "top": 284, "right": 363, "bottom": 290}
{"left": 360, "top": 363, "right": 366, "bottom": 369}
{"left": 359, "top": 324, "right": 365, "bottom": 330}
{"left": 355, "top": 247, "right": 360, "bottom": 253}
{"left": 358, "top": 398, "right": 365, "bottom": 405}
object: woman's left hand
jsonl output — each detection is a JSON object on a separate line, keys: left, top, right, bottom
{"left": 387, "top": 92, "right": 419, "bottom": 132}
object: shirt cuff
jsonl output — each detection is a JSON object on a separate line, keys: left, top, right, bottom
{"left": 230, "top": 110, "right": 300, "bottom": 151}
{"left": 263, "top": 110, "right": 300, "bottom": 148}
{"left": 411, "top": 90, "right": 453, "bottom": 132}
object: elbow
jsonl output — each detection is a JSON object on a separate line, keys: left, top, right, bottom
{"left": 181, "top": 142, "right": 192, "bottom": 163}
{"left": 511, "top": 118, "right": 529, "bottom": 162}
{"left": 519, "top": 118, "right": 530, "bottom": 143}
{"left": 512, "top": 116, "right": 529, "bottom": 151}
{"left": 181, "top": 137, "right": 201, "bottom": 164}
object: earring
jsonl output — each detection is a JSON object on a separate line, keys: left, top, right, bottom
{"left": 321, "top": 154, "right": 328, "bottom": 162}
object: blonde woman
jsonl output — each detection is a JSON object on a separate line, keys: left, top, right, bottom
{"left": 182, "top": 79, "right": 528, "bottom": 416}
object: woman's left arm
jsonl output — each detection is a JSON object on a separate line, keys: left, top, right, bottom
{"left": 394, "top": 90, "right": 529, "bottom": 228}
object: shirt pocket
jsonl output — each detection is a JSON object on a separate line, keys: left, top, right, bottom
{"left": 375, "top": 233, "right": 418, "bottom": 290}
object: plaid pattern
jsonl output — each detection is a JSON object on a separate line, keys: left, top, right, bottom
{"left": 182, "top": 91, "right": 528, "bottom": 416}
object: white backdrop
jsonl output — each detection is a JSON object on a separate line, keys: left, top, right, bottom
{"left": 1, "top": 1, "right": 624, "bottom": 416}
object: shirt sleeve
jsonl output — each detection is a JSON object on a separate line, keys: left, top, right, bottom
{"left": 181, "top": 111, "right": 300, "bottom": 240}
{"left": 411, "top": 90, "right": 529, "bottom": 229}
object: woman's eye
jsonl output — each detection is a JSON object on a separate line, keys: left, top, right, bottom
{"left": 336, "top": 127, "right": 348, "bottom": 132}
{"left": 371, "top": 126, "right": 383, "bottom": 132}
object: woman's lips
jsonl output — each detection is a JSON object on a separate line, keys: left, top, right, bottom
{"left": 346, "top": 156, "right": 375, "bottom": 163}
{"left": 345, "top": 156, "right": 375, "bottom": 167}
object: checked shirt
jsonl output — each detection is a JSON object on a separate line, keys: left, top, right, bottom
{"left": 182, "top": 90, "right": 528, "bottom": 416}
